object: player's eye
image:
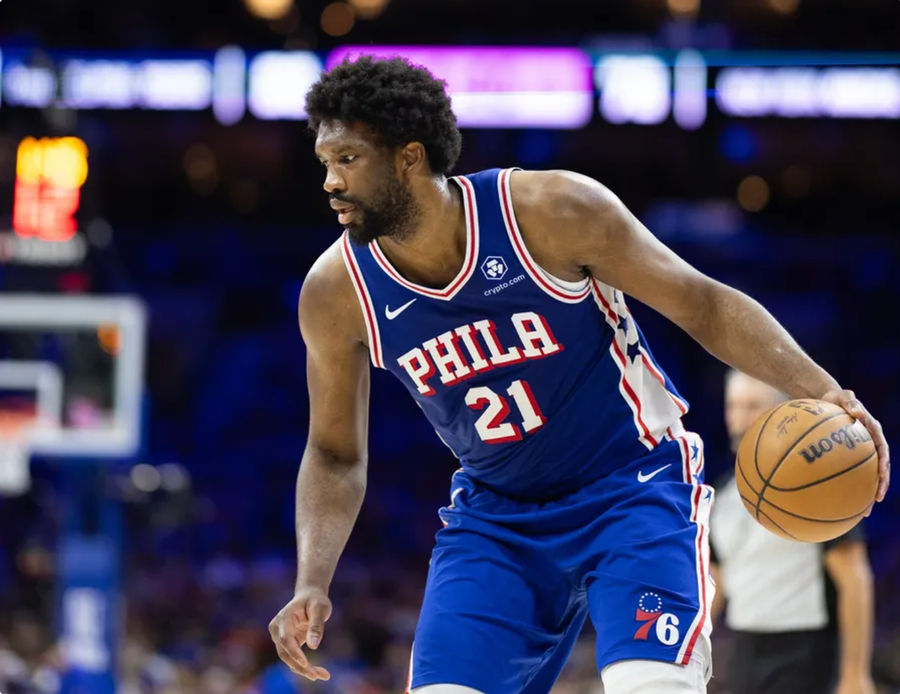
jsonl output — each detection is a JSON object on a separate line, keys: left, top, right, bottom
{"left": 339, "top": 155, "right": 357, "bottom": 165}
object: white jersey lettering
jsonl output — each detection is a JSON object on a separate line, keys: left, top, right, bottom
{"left": 473, "top": 319, "right": 523, "bottom": 367}
{"left": 423, "top": 331, "right": 473, "bottom": 386}
{"left": 397, "top": 347, "right": 436, "bottom": 396}
{"left": 512, "top": 311, "right": 563, "bottom": 358}
{"left": 395, "top": 313, "right": 563, "bottom": 396}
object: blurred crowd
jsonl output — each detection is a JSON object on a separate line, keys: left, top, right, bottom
{"left": 0, "top": 544, "right": 614, "bottom": 694}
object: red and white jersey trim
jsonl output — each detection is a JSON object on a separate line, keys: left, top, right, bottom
{"left": 591, "top": 280, "right": 685, "bottom": 449}
{"left": 341, "top": 232, "right": 385, "bottom": 369}
{"left": 498, "top": 168, "right": 592, "bottom": 304}
{"left": 622, "top": 303, "right": 689, "bottom": 416}
{"left": 368, "top": 175, "right": 479, "bottom": 301}
{"left": 670, "top": 429, "right": 713, "bottom": 667}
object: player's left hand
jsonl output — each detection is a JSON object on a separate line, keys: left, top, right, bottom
{"left": 833, "top": 674, "right": 876, "bottom": 694}
{"left": 820, "top": 389, "right": 890, "bottom": 504}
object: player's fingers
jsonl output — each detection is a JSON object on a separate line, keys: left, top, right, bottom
{"left": 305, "top": 597, "right": 332, "bottom": 650}
{"left": 274, "top": 617, "right": 325, "bottom": 680}
{"left": 272, "top": 641, "right": 306, "bottom": 677}
{"left": 861, "top": 414, "right": 889, "bottom": 502}
{"left": 844, "top": 397, "right": 865, "bottom": 419}
{"left": 284, "top": 634, "right": 331, "bottom": 681}
{"left": 272, "top": 631, "right": 309, "bottom": 676}
{"left": 281, "top": 639, "right": 324, "bottom": 680}
{"left": 843, "top": 402, "right": 889, "bottom": 502}
{"left": 311, "top": 664, "right": 332, "bottom": 680}
{"left": 875, "top": 440, "right": 890, "bottom": 502}
{"left": 877, "top": 462, "right": 890, "bottom": 502}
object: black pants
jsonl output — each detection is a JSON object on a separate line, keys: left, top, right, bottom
{"left": 727, "top": 629, "right": 838, "bottom": 694}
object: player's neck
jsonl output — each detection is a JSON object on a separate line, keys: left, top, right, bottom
{"left": 375, "top": 177, "right": 467, "bottom": 289}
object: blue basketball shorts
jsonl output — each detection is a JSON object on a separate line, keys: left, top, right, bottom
{"left": 408, "top": 430, "right": 714, "bottom": 694}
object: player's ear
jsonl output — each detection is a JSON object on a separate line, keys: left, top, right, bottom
{"left": 398, "top": 141, "right": 427, "bottom": 178}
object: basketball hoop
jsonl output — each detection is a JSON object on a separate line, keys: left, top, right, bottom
{"left": 0, "top": 408, "right": 35, "bottom": 495}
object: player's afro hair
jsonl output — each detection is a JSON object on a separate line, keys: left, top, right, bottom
{"left": 306, "top": 56, "right": 462, "bottom": 176}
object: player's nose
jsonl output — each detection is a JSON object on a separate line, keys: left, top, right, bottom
{"left": 323, "top": 167, "right": 345, "bottom": 194}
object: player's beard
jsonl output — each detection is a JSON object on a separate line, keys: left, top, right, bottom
{"left": 341, "top": 174, "right": 420, "bottom": 245}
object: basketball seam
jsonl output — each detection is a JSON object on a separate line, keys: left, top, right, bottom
{"left": 736, "top": 450, "right": 762, "bottom": 496}
{"left": 756, "top": 506, "right": 801, "bottom": 541}
{"left": 752, "top": 403, "right": 791, "bottom": 519}
{"left": 738, "top": 492, "right": 759, "bottom": 509}
{"left": 767, "top": 448, "right": 877, "bottom": 492}
{"left": 758, "top": 495, "right": 869, "bottom": 524}
{"left": 753, "top": 410, "right": 846, "bottom": 521}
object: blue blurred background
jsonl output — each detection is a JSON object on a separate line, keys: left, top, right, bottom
{"left": 0, "top": 0, "right": 898, "bottom": 692}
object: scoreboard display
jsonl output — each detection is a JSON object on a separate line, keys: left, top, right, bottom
{"left": 14, "top": 136, "right": 88, "bottom": 243}
{"left": 0, "top": 135, "right": 90, "bottom": 267}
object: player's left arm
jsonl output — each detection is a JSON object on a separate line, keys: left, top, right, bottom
{"left": 824, "top": 539, "right": 876, "bottom": 694}
{"left": 509, "top": 169, "right": 889, "bottom": 501}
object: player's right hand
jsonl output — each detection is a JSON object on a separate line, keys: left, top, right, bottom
{"left": 821, "top": 388, "right": 890, "bottom": 503}
{"left": 268, "top": 587, "right": 333, "bottom": 681}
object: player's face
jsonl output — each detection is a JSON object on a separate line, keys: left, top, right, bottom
{"left": 315, "top": 120, "right": 419, "bottom": 244}
{"left": 724, "top": 374, "right": 785, "bottom": 453}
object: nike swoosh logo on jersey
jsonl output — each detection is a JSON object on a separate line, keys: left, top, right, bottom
{"left": 385, "top": 298, "right": 417, "bottom": 320}
{"left": 637, "top": 463, "right": 672, "bottom": 483}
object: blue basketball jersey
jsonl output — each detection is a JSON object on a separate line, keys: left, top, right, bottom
{"left": 341, "top": 168, "right": 689, "bottom": 499}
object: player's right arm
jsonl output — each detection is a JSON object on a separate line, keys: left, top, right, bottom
{"left": 268, "top": 239, "right": 371, "bottom": 681}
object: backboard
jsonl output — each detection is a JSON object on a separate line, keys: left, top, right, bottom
{"left": 0, "top": 294, "right": 146, "bottom": 493}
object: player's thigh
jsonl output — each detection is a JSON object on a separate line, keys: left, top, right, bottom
{"left": 410, "top": 686, "right": 485, "bottom": 694}
{"left": 410, "top": 519, "right": 584, "bottom": 693}
{"left": 584, "top": 436, "right": 714, "bottom": 673}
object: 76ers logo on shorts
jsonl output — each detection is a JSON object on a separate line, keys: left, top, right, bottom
{"left": 633, "top": 592, "right": 681, "bottom": 646}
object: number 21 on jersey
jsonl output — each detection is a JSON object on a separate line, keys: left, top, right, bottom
{"left": 465, "top": 379, "right": 546, "bottom": 443}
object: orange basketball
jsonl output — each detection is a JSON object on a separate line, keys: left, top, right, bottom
{"left": 735, "top": 399, "right": 877, "bottom": 542}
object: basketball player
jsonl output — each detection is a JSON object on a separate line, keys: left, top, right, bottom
{"left": 710, "top": 371, "right": 876, "bottom": 694}
{"left": 268, "top": 57, "right": 890, "bottom": 693}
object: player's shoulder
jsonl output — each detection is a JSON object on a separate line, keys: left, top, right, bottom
{"left": 509, "top": 169, "right": 617, "bottom": 215}
{"left": 301, "top": 237, "right": 348, "bottom": 305}
{"left": 298, "top": 237, "right": 364, "bottom": 340}
{"left": 505, "top": 169, "right": 622, "bottom": 272}
{"left": 508, "top": 169, "right": 621, "bottom": 241}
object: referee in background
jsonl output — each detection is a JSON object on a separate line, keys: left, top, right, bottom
{"left": 709, "top": 370, "right": 876, "bottom": 694}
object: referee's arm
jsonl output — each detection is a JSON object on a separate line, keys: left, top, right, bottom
{"left": 708, "top": 538, "right": 726, "bottom": 623}
{"left": 824, "top": 538, "right": 875, "bottom": 694}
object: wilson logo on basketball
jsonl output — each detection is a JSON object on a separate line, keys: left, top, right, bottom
{"left": 798, "top": 423, "right": 873, "bottom": 463}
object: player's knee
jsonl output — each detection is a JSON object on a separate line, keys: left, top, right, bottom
{"left": 409, "top": 685, "right": 486, "bottom": 694}
{"left": 600, "top": 647, "right": 709, "bottom": 694}
{"left": 600, "top": 660, "right": 704, "bottom": 694}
